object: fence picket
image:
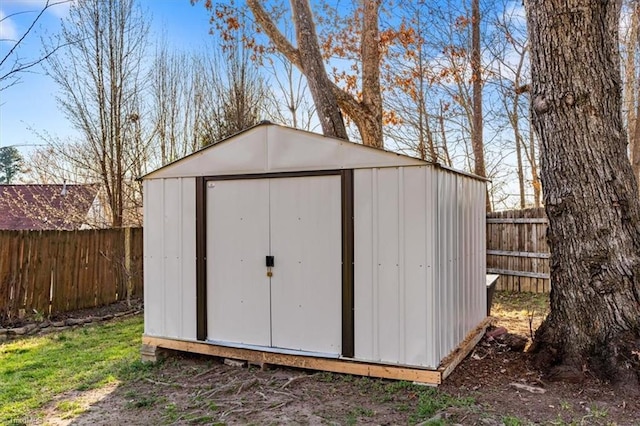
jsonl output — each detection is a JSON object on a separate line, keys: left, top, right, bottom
{"left": 0, "top": 228, "right": 144, "bottom": 322}
{"left": 486, "top": 208, "right": 550, "bottom": 293}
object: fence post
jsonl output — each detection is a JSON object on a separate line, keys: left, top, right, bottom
{"left": 124, "top": 227, "right": 132, "bottom": 306}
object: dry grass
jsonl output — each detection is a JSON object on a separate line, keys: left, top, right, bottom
{"left": 490, "top": 290, "right": 549, "bottom": 340}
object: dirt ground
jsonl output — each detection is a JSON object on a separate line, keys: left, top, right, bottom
{"left": 1, "top": 299, "right": 144, "bottom": 329}
{"left": 38, "top": 294, "right": 640, "bottom": 425}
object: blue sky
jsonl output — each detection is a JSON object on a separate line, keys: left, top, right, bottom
{"left": 0, "top": 0, "right": 215, "bottom": 153}
{"left": 0, "top": 0, "right": 540, "bottom": 208}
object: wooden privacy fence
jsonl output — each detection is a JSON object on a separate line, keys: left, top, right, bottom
{"left": 486, "top": 208, "right": 550, "bottom": 293}
{"left": 0, "top": 228, "right": 143, "bottom": 321}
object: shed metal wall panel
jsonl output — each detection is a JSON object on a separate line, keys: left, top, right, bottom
{"left": 436, "top": 172, "right": 486, "bottom": 362}
{"left": 473, "top": 179, "right": 487, "bottom": 322}
{"left": 375, "top": 168, "right": 401, "bottom": 364}
{"left": 179, "top": 179, "right": 197, "bottom": 339}
{"left": 354, "top": 166, "right": 439, "bottom": 368}
{"left": 143, "top": 178, "right": 197, "bottom": 340}
{"left": 270, "top": 176, "right": 342, "bottom": 354}
{"left": 401, "top": 167, "right": 438, "bottom": 367}
{"left": 144, "top": 179, "right": 164, "bottom": 337}
{"left": 437, "top": 172, "right": 454, "bottom": 360}
{"left": 206, "top": 179, "right": 272, "bottom": 346}
{"left": 353, "top": 169, "right": 375, "bottom": 360}
{"left": 163, "top": 179, "right": 182, "bottom": 338}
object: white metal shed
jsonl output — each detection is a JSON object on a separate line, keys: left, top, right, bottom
{"left": 141, "top": 122, "right": 488, "bottom": 384}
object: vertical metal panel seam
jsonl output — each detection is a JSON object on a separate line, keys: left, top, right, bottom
{"left": 179, "top": 178, "right": 184, "bottom": 336}
{"left": 440, "top": 174, "right": 447, "bottom": 358}
{"left": 161, "top": 179, "right": 167, "bottom": 336}
{"left": 468, "top": 180, "right": 472, "bottom": 325}
{"left": 398, "top": 167, "right": 405, "bottom": 363}
{"left": 448, "top": 174, "right": 454, "bottom": 356}
{"left": 452, "top": 174, "right": 457, "bottom": 349}
{"left": 425, "top": 167, "right": 434, "bottom": 366}
{"left": 442, "top": 173, "right": 449, "bottom": 360}
{"left": 434, "top": 168, "right": 441, "bottom": 363}
{"left": 142, "top": 180, "right": 149, "bottom": 334}
{"left": 460, "top": 178, "right": 465, "bottom": 335}
{"left": 372, "top": 168, "right": 379, "bottom": 360}
{"left": 423, "top": 167, "right": 429, "bottom": 366}
{"left": 475, "top": 181, "right": 480, "bottom": 324}
{"left": 464, "top": 179, "right": 470, "bottom": 332}
{"left": 480, "top": 180, "right": 487, "bottom": 318}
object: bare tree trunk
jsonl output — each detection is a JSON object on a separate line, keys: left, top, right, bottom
{"left": 529, "top": 117, "right": 542, "bottom": 208}
{"left": 425, "top": 111, "right": 438, "bottom": 163}
{"left": 526, "top": 0, "right": 640, "bottom": 382}
{"left": 246, "top": 0, "right": 384, "bottom": 147}
{"left": 289, "top": 0, "right": 348, "bottom": 140}
{"left": 514, "top": 114, "right": 525, "bottom": 209}
{"left": 359, "top": 0, "right": 383, "bottom": 148}
{"left": 471, "top": 0, "right": 489, "bottom": 211}
{"left": 439, "top": 101, "right": 453, "bottom": 167}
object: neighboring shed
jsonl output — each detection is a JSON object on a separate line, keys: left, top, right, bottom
{"left": 141, "top": 123, "right": 488, "bottom": 385}
{"left": 0, "top": 184, "right": 108, "bottom": 230}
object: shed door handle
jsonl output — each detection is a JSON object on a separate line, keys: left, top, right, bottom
{"left": 266, "top": 255, "right": 274, "bottom": 267}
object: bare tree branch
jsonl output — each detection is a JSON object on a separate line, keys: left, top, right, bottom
{"left": 0, "top": 0, "right": 71, "bottom": 90}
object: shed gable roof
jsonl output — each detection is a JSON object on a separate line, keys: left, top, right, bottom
{"left": 143, "top": 123, "right": 427, "bottom": 179}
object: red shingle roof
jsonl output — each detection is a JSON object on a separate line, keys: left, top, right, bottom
{"left": 0, "top": 184, "right": 99, "bottom": 230}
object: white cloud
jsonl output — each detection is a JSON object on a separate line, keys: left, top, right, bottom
{"left": 0, "top": 10, "right": 19, "bottom": 42}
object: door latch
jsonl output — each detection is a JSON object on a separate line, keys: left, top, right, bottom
{"left": 266, "top": 255, "right": 274, "bottom": 277}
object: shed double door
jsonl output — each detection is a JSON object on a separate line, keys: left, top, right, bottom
{"left": 206, "top": 175, "right": 342, "bottom": 355}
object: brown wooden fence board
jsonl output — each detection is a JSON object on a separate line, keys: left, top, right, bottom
{"left": 0, "top": 228, "right": 144, "bottom": 322}
{"left": 77, "top": 233, "right": 88, "bottom": 309}
{"left": 50, "top": 231, "right": 65, "bottom": 314}
{"left": 486, "top": 208, "right": 550, "bottom": 293}
{"left": 131, "top": 227, "right": 144, "bottom": 297}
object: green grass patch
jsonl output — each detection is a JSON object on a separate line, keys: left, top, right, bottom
{"left": 55, "top": 400, "right": 85, "bottom": 419}
{"left": 502, "top": 415, "right": 524, "bottom": 426}
{"left": 0, "top": 315, "right": 145, "bottom": 424}
{"left": 344, "top": 378, "right": 475, "bottom": 425}
{"left": 493, "top": 291, "right": 549, "bottom": 314}
{"left": 408, "top": 386, "right": 475, "bottom": 424}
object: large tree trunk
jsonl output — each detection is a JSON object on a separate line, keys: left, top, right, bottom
{"left": 290, "top": 0, "right": 348, "bottom": 140}
{"left": 359, "top": 0, "right": 383, "bottom": 148}
{"left": 526, "top": 0, "right": 640, "bottom": 382}
{"left": 471, "top": 0, "right": 489, "bottom": 211}
{"left": 246, "top": 0, "right": 383, "bottom": 147}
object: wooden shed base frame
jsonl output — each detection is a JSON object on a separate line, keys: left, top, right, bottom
{"left": 141, "top": 318, "right": 490, "bottom": 386}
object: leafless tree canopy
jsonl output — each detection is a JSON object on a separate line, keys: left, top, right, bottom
{"left": 44, "top": 0, "right": 150, "bottom": 227}
{"left": 15, "top": 0, "right": 638, "bottom": 212}
{"left": 149, "top": 38, "right": 267, "bottom": 166}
